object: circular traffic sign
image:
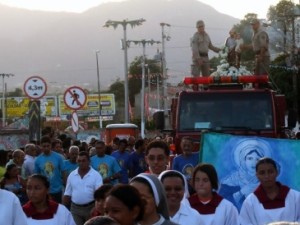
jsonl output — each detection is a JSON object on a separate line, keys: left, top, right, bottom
{"left": 64, "top": 86, "right": 87, "bottom": 110}
{"left": 71, "top": 111, "right": 79, "bottom": 133}
{"left": 23, "top": 76, "right": 47, "bottom": 99}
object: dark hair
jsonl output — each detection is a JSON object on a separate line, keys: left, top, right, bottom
{"left": 94, "top": 184, "right": 113, "bottom": 200}
{"left": 73, "top": 140, "right": 81, "bottom": 147}
{"left": 95, "top": 140, "right": 105, "bottom": 146}
{"left": 40, "top": 135, "right": 52, "bottom": 144}
{"left": 134, "top": 139, "right": 145, "bottom": 149}
{"left": 192, "top": 163, "right": 219, "bottom": 190}
{"left": 51, "top": 139, "right": 62, "bottom": 148}
{"left": 78, "top": 151, "right": 90, "bottom": 160}
{"left": 160, "top": 171, "right": 185, "bottom": 187}
{"left": 256, "top": 157, "right": 278, "bottom": 172}
{"left": 119, "top": 139, "right": 128, "bottom": 146}
{"left": 4, "top": 164, "right": 18, "bottom": 179}
{"left": 181, "top": 136, "right": 193, "bottom": 143}
{"left": 84, "top": 216, "right": 120, "bottom": 225}
{"left": 28, "top": 174, "right": 50, "bottom": 189}
{"left": 112, "top": 137, "right": 120, "bottom": 144}
{"left": 105, "top": 145, "right": 113, "bottom": 155}
{"left": 145, "top": 140, "right": 169, "bottom": 156}
{"left": 107, "top": 184, "right": 144, "bottom": 222}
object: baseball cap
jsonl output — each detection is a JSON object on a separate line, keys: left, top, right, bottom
{"left": 196, "top": 20, "right": 205, "bottom": 27}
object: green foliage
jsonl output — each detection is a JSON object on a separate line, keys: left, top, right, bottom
{"left": 7, "top": 88, "right": 23, "bottom": 97}
{"left": 128, "top": 56, "right": 162, "bottom": 107}
{"left": 266, "top": 0, "right": 299, "bottom": 112}
{"left": 270, "top": 54, "right": 296, "bottom": 109}
{"left": 107, "top": 78, "right": 124, "bottom": 106}
{"left": 267, "top": 0, "right": 298, "bottom": 53}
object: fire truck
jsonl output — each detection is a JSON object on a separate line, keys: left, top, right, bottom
{"left": 158, "top": 75, "right": 295, "bottom": 153}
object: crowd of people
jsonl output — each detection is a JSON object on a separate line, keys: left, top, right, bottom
{"left": 1, "top": 124, "right": 300, "bottom": 225}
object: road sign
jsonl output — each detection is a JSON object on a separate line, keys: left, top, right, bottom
{"left": 64, "top": 86, "right": 87, "bottom": 110}
{"left": 71, "top": 111, "right": 79, "bottom": 133}
{"left": 23, "top": 76, "right": 47, "bottom": 99}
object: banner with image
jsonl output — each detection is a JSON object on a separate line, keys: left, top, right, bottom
{"left": 200, "top": 132, "right": 300, "bottom": 210}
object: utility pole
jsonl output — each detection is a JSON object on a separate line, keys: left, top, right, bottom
{"left": 160, "top": 22, "right": 170, "bottom": 125}
{"left": 104, "top": 19, "right": 146, "bottom": 123}
{"left": 0, "top": 73, "right": 14, "bottom": 128}
{"left": 95, "top": 50, "right": 102, "bottom": 130}
{"left": 127, "top": 39, "right": 161, "bottom": 138}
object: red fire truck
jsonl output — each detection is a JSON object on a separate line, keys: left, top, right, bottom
{"left": 159, "top": 75, "right": 294, "bottom": 153}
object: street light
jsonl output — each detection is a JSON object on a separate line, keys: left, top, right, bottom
{"left": 0, "top": 73, "right": 14, "bottom": 128}
{"left": 153, "top": 50, "right": 162, "bottom": 110}
{"left": 104, "top": 19, "right": 146, "bottom": 123}
{"left": 95, "top": 50, "right": 102, "bottom": 129}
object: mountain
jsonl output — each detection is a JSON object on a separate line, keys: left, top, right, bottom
{"left": 0, "top": 0, "right": 240, "bottom": 93}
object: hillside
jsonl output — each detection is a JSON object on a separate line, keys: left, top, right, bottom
{"left": 0, "top": 0, "right": 240, "bottom": 92}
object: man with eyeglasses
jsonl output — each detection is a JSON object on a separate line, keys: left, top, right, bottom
{"left": 191, "top": 20, "right": 220, "bottom": 78}
{"left": 145, "top": 140, "right": 170, "bottom": 176}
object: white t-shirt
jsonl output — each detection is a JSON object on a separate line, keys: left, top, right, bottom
{"left": 64, "top": 167, "right": 103, "bottom": 204}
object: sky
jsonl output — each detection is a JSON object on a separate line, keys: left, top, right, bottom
{"left": 0, "top": 0, "right": 289, "bottom": 19}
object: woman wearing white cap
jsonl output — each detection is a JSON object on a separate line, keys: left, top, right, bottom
{"left": 130, "top": 173, "right": 178, "bottom": 225}
{"left": 159, "top": 170, "right": 203, "bottom": 225}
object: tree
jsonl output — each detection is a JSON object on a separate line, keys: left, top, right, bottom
{"left": 7, "top": 88, "right": 23, "bottom": 97}
{"left": 266, "top": 0, "right": 300, "bottom": 118}
{"left": 107, "top": 78, "right": 124, "bottom": 107}
{"left": 128, "top": 56, "right": 161, "bottom": 107}
{"left": 267, "top": 0, "right": 297, "bottom": 53}
{"left": 269, "top": 54, "right": 295, "bottom": 109}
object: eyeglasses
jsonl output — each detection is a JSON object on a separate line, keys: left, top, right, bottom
{"left": 147, "top": 155, "right": 165, "bottom": 162}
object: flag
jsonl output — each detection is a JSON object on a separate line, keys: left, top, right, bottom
{"left": 200, "top": 132, "right": 300, "bottom": 210}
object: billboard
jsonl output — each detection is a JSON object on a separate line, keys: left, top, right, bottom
{"left": 3, "top": 96, "right": 58, "bottom": 118}
{"left": 59, "top": 94, "right": 115, "bottom": 116}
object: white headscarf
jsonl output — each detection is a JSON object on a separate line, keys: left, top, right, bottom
{"left": 130, "top": 173, "right": 170, "bottom": 220}
{"left": 158, "top": 170, "right": 190, "bottom": 205}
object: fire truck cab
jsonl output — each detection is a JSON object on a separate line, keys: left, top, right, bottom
{"left": 163, "top": 75, "right": 290, "bottom": 153}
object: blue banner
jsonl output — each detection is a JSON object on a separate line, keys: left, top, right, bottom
{"left": 200, "top": 132, "right": 300, "bottom": 210}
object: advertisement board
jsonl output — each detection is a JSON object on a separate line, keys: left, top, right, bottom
{"left": 3, "top": 96, "right": 58, "bottom": 118}
{"left": 2, "top": 94, "right": 115, "bottom": 119}
{"left": 59, "top": 94, "right": 115, "bottom": 116}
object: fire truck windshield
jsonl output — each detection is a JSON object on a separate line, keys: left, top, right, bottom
{"left": 179, "top": 91, "right": 273, "bottom": 131}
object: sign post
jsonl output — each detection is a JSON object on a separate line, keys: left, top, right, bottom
{"left": 23, "top": 76, "right": 47, "bottom": 142}
{"left": 64, "top": 86, "right": 86, "bottom": 133}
